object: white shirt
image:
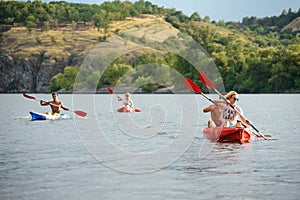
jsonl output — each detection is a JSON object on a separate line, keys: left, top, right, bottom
{"left": 223, "top": 104, "right": 243, "bottom": 125}
{"left": 123, "top": 98, "right": 133, "bottom": 110}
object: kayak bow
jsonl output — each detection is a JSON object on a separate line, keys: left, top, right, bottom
{"left": 29, "top": 111, "right": 70, "bottom": 121}
{"left": 203, "top": 127, "right": 252, "bottom": 144}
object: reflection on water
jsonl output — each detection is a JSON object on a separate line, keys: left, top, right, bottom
{"left": 174, "top": 138, "right": 256, "bottom": 175}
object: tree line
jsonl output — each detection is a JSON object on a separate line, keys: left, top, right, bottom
{"left": 0, "top": 0, "right": 166, "bottom": 29}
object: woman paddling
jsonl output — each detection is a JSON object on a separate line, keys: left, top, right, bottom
{"left": 117, "top": 92, "right": 134, "bottom": 112}
{"left": 221, "top": 91, "right": 251, "bottom": 127}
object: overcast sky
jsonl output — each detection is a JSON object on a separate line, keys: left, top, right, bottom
{"left": 44, "top": 0, "right": 299, "bottom": 22}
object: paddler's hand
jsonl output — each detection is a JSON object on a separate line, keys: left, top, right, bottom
{"left": 246, "top": 120, "right": 252, "bottom": 125}
{"left": 40, "top": 100, "right": 49, "bottom": 106}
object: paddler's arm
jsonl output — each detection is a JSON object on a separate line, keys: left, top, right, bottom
{"left": 212, "top": 100, "right": 227, "bottom": 105}
{"left": 203, "top": 105, "right": 213, "bottom": 113}
{"left": 242, "top": 116, "right": 252, "bottom": 126}
{"left": 236, "top": 106, "right": 251, "bottom": 126}
{"left": 61, "top": 103, "right": 69, "bottom": 111}
{"left": 40, "top": 100, "right": 49, "bottom": 106}
{"left": 128, "top": 99, "right": 133, "bottom": 107}
{"left": 238, "top": 114, "right": 248, "bottom": 125}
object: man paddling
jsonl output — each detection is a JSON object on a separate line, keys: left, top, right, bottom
{"left": 203, "top": 100, "right": 227, "bottom": 128}
{"left": 40, "top": 92, "right": 69, "bottom": 115}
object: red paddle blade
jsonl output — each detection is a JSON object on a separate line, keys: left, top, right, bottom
{"left": 107, "top": 87, "right": 115, "bottom": 94}
{"left": 74, "top": 110, "right": 87, "bottom": 117}
{"left": 23, "top": 93, "right": 36, "bottom": 100}
{"left": 199, "top": 71, "right": 216, "bottom": 90}
{"left": 184, "top": 78, "right": 202, "bottom": 93}
{"left": 134, "top": 109, "right": 141, "bottom": 112}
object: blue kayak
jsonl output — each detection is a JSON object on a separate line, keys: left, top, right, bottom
{"left": 29, "top": 111, "right": 70, "bottom": 121}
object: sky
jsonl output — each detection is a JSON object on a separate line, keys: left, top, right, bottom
{"left": 48, "top": 0, "right": 300, "bottom": 22}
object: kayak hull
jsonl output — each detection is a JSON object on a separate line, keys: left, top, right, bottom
{"left": 203, "top": 127, "right": 251, "bottom": 144}
{"left": 117, "top": 107, "right": 141, "bottom": 112}
{"left": 29, "top": 111, "right": 70, "bottom": 121}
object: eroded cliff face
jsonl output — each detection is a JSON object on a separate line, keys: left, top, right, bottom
{"left": 0, "top": 52, "right": 81, "bottom": 93}
{"left": 0, "top": 16, "right": 177, "bottom": 93}
{"left": 0, "top": 25, "right": 101, "bottom": 93}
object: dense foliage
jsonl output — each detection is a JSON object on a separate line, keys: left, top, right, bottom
{"left": 0, "top": 0, "right": 166, "bottom": 28}
{"left": 1, "top": 0, "right": 299, "bottom": 93}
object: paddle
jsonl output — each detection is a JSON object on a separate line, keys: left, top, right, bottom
{"left": 22, "top": 93, "right": 87, "bottom": 117}
{"left": 184, "top": 78, "right": 214, "bottom": 103}
{"left": 107, "top": 87, "right": 141, "bottom": 112}
{"left": 199, "top": 71, "right": 270, "bottom": 140}
{"left": 107, "top": 87, "right": 122, "bottom": 99}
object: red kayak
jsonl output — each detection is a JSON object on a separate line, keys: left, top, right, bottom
{"left": 203, "top": 127, "right": 252, "bottom": 144}
{"left": 117, "top": 107, "right": 141, "bottom": 112}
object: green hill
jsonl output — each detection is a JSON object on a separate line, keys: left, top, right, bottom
{"left": 0, "top": 1, "right": 299, "bottom": 93}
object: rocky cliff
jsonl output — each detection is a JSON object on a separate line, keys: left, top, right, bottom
{"left": 0, "top": 25, "right": 101, "bottom": 93}
{"left": 0, "top": 16, "right": 171, "bottom": 93}
{"left": 0, "top": 52, "right": 81, "bottom": 93}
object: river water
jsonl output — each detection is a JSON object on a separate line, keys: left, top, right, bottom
{"left": 1, "top": 94, "right": 299, "bottom": 199}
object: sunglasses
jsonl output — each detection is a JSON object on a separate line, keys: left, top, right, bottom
{"left": 232, "top": 97, "right": 239, "bottom": 101}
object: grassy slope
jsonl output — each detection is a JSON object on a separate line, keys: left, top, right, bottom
{"left": 1, "top": 15, "right": 180, "bottom": 60}
{"left": 2, "top": 13, "right": 298, "bottom": 61}
{"left": 282, "top": 17, "right": 300, "bottom": 31}
{"left": 2, "top": 26, "right": 102, "bottom": 59}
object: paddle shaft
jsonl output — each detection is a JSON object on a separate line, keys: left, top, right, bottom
{"left": 199, "top": 93, "right": 214, "bottom": 103}
{"left": 107, "top": 87, "right": 123, "bottom": 100}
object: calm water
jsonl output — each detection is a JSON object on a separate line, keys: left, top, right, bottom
{"left": 1, "top": 94, "right": 299, "bottom": 199}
